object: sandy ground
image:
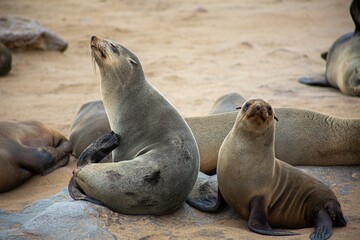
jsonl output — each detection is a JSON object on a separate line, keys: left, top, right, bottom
{"left": 0, "top": 0, "right": 359, "bottom": 239}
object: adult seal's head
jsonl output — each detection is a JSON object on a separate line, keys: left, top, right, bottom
{"left": 68, "top": 36, "right": 200, "bottom": 215}
{"left": 216, "top": 99, "right": 347, "bottom": 239}
{"left": 299, "top": 0, "right": 360, "bottom": 96}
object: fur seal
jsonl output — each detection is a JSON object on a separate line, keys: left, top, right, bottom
{"left": 189, "top": 99, "right": 347, "bottom": 239}
{"left": 0, "top": 120, "right": 72, "bottom": 193}
{"left": 0, "top": 42, "right": 11, "bottom": 76}
{"left": 68, "top": 36, "right": 200, "bottom": 215}
{"left": 208, "top": 92, "right": 246, "bottom": 115}
{"left": 69, "top": 100, "right": 112, "bottom": 162}
{"left": 299, "top": 0, "right": 360, "bottom": 97}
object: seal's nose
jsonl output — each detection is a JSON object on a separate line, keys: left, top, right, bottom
{"left": 90, "top": 35, "right": 96, "bottom": 41}
{"left": 255, "top": 104, "right": 261, "bottom": 111}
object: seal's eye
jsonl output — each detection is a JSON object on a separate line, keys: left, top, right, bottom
{"left": 242, "top": 102, "right": 251, "bottom": 112}
{"left": 128, "top": 58, "right": 138, "bottom": 66}
{"left": 267, "top": 106, "right": 273, "bottom": 115}
{"left": 110, "top": 43, "right": 120, "bottom": 55}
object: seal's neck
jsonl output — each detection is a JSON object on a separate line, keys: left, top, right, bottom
{"left": 235, "top": 122, "right": 276, "bottom": 167}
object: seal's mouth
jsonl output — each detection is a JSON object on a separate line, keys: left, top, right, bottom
{"left": 248, "top": 113, "right": 267, "bottom": 122}
{"left": 91, "top": 44, "right": 106, "bottom": 58}
{"left": 90, "top": 36, "right": 107, "bottom": 59}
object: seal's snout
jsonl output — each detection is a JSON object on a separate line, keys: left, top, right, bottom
{"left": 91, "top": 35, "right": 96, "bottom": 41}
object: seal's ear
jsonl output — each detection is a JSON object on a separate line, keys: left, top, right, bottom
{"left": 128, "top": 58, "right": 138, "bottom": 65}
{"left": 320, "top": 51, "right": 328, "bottom": 61}
{"left": 274, "top": 116, "right": 279, "bottom": 121}
{"left": 351, "top": 0, "right": 360, "bottom": 32}
{"left": 236, "top": 106, "right": 242, "bottom": 110}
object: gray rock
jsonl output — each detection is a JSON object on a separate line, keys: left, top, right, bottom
{"left": 0, "top": 189, "right": 116, "bottom": 240}
{"left": 0, "top": 15, "right": 68, "bottom": 52}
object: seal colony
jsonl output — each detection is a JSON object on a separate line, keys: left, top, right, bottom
{"left": 299, "top": 0, "right": 360, "bottom": 97}
{"left": 0, "top": 120, "right": 72, "bottom": 193}
{"left": 188, "top": 99, "right": 347, "bottom": 240}
{"left": 68, "top": 36, "right": 200, "bottom": 215}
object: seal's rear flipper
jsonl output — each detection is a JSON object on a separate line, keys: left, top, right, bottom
{"left": 186, "top": 172, "right": 227, "bottom": 212}
{"left": 325, "top": 200, "right": 347, "bottom": 227}
{"left": 186, "top": 188, "right": 226, "bottom": 213}
{"left": 248, "top": 196, "right": 299, "bottom": 236}
{"left": 298, "top": 77, "right": 330, "bottom": 87}
{"left": 77, "top": 131, "right": 121, "bottom": 167}
{"left": 68, "top": 177, "right": 105, "bottom": 207}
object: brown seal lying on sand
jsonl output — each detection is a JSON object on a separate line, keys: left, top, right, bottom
{"left": 0, "top": 120, "right": 72, "bottom": 193}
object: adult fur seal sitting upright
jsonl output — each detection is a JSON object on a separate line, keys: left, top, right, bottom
{"left": 68, "top": 36, "right": 200, "bottom": 215}
{"left": 0, "top": 120, "right": 72, "bottom": 193}
{"left": 188, "top": 99, "right": 347, "bottom": 240}
{"left": 299, "top": 0, "right": 360, "bottom": 97}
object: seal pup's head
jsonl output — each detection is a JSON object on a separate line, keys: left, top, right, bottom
{"left": 90, "top": 36, "right": 144, "bottom": 82}
{"left": 235, "top": 99, "right": 278, "bottom": 134}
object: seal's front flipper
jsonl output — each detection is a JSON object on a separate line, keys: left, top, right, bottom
{"left": 77, "top": 131, "right": 121, "bottom": 167}
{"left": 310, "top": 208, "right": 333, "bottom": 240}
{"left": 186, "top": 172, "right": 227, "bottom": 212}
{"left": 248, "top": 196, "right": 299, "bottom": 236}
{"left": 298, "top": 77, "right": 330, "bottom": 87}
{"left": 68, "top": 177, "right": 105, "bottom": 207}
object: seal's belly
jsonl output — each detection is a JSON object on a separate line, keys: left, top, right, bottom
{"left": 268, "top": 161, "right": 338, "bottom": 228}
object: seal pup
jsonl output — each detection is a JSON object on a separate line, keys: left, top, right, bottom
{"left": 192, "top": 99, "right": 346, "bottom": 239}
{"left": 0, "top": 120, "right": 72, "bottom": 193}
{"left": 68, "top": 36, "right": 200, "bottom": 215}
{"left": 299, "top": 0, "right": 360, "bottom": 97}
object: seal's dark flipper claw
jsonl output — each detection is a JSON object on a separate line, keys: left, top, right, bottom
{"left": 186, "top": 188, "right": 227, "bottom": 213}
{"left": 298, "top": 77, "right": 329, "bottom": 87}
{"left": 310, "top": 208, "right": 333, "bottom": 240}
{"left": 248, "top": 196, "right": 299, "bottom": 236}
{"left": 68, "top": 177, "right": 105, "bottom": 207}
{"left": 77, "top": 131, "right": 121, "bottom": 167}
